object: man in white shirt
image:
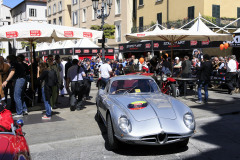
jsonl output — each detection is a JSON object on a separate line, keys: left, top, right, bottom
{"left": 226, "top": 55, "right": 237, "bottom": 95}
{"left": 99, "top": 60, "right": 112, "bottom": 89}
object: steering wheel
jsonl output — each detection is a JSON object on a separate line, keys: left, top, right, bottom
{"left": 0, "top": 125, "right": 8, "bottom": 132}
{"left": 113, "top": 88, "right": 128, "bottom": 94}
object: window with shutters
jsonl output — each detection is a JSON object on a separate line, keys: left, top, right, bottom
{"left": 212, "top": 5, "right": 220, "bottom": 25}
{"left": 237, "top": 7, "right": 240, "bottom": 27}
{"left": 139, "top": 0, "right": 143, "bottom": 6}
{"left": 29, "top": 8, "right": 37, "bottom": 17}
{"left": 188, "top": 6, "right": 194, "bottom": 20}
{"left": 53, "top": 4, "right": 56, "bottom": 14}
{"left": 58, "top": 1, "right": 62, "bottom": 12}
{"left": 73, "top": 11, "right": 78, "bottom": 25}
{"left": 139, "top": 16, "right": 143, "bottom": 32}
{"left": 212, "top": 5, "right": 220, "bottom": 18}
{"left": 59, "top": 17, "right": 62, "bottom": 25}
{"left": 157, "top": 13, "right": 162, "bottom": 25}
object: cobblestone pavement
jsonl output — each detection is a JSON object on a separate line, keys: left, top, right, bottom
{"left": 19, "top": 85, "right": 240, "bottom": 160}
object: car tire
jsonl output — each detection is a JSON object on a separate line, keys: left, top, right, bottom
{"left": 177, "top": 138, "right": 189, "bottom": 147}
{"left": 170, "top": 83, "right": 177, "bottom": 97}
{"left": 107, "top": 114, "right": 119, "bottom": 150}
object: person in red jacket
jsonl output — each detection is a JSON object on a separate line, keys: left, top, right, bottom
{"left": 0, "top": 101, "right": 14, "bottom": 132}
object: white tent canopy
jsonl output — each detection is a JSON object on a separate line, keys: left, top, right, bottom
{"left": 0, "top": 21, "right": 103, "bottom": 42}
{"left": 62, "top": 40, "right": 77, "bottom": 48}
{"left": 75, "top": 38, "right": 99, "bottom": 48}
{"left": 50, "top": 42, "right": 62, "bottom": 50}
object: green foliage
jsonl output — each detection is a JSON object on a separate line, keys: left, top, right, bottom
{"left": 150, "top": 21, "right": 156, "bottom": 27}
{"left": 0, "top": 49, "right": 5, "bottom": 53}
{"left": 202, "top": 15, "right": 217, "bottom": 24}
{"left": 21, "top": 41, "right": 37, "bottom": 49}
{"left": 90, "top": 24, "right": 115, "bottom": 39}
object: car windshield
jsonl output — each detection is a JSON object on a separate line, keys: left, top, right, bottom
{"left": 110, "top": 79, "right": 159, "bottom": 94}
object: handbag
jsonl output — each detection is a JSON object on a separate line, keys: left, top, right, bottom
{"left": 74, "top": 66, "right": 84, "bottom": 93}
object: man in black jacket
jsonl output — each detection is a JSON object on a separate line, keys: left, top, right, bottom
{"left": 196, "top": 54, "right": 213, "bottom": 104}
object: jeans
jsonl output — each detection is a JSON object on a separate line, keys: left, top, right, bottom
{"left": 42, "top": 87, "right": 52, "bottom": 117}
{"left": 50, "top": 85, "right": 58, "bottom": 108}
{"left": 14, "top": 78, "right": 27, "bottom": 115}
{"left": 198, "top": 80, "right": 209, "bottom": 102}
{"left": 101, "top": 78, "right": 109, "bottom": 89}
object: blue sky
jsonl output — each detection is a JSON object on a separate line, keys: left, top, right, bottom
{"left": 3, "top": 0, "right": 24, "bottom": 8}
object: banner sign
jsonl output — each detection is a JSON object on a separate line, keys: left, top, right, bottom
{"left": 119, "top": 41, "right": 153, "bottom": 52}
{"left": 119, "top": 40, "right": 223, "bottom": 52}
{"left": 51, "top": 49, "right": 64, "bottom": 55}
{"left": 74, "top": 48, "right": 114, "bottom": 55}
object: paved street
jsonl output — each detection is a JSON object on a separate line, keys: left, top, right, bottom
{"left": 20, "top": 85, "right": 240, "bottom": 160}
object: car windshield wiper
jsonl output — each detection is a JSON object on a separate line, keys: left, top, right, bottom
{"left": 123, "top": 86, "right": 137, "bottom": 95}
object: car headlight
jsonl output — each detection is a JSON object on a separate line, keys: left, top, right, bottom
{"left": 162, "top": 74, "right": 167, "bottom": 81}
{"left": 118, "top": 116, "right": 132, "bottom": 133}
{"left": 183, "top": 113, "right": 195, "bottom": 130}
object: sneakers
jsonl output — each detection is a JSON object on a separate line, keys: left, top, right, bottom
{"left": 23, "top": 111, "right": 28, "bottom": 115}
{"left": 195, "top": 100, "right": 203, "bottom": 104}
{"left": 42, "top": 115, "right": 51, "bottom": 120}
{"left": 13, "top": 114, "right": 23, "bottom": 118}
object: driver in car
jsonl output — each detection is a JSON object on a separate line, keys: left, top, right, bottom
{"left": 0, "top": 101, "right": 14, "bottom": 132}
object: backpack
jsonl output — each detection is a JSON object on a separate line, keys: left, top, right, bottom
{"left": 47, "top": 69, "right": 58, "bottom": 87}
{"left": 0, "top": 109, "right": 14, "bottom": 131}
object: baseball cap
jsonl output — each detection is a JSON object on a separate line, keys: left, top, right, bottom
{"left": 175, "top": 57, "right": 179, "bottom": 60}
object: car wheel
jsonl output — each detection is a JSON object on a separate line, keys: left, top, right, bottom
{"left": 177, "top": 138, "right": 189, "bottom": 147}
{"left": 107, "top": 114, "right": 119, "bottom": 150}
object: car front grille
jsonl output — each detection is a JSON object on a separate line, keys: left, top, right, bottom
{"left": 141, "top": 133, "right": 185, "bottom": 144}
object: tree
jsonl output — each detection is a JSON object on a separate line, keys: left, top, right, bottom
{"left": 21, "top": 41, "right": 37, "bottom": 50}
{"left": 90, "top": 24, "right": 115, "bottom": 39}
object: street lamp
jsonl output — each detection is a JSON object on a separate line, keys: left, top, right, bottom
{"left": 92, "top": 0, "right": 112, "bottom": 60}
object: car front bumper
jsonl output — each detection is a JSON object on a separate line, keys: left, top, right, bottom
{"left": 115, "top": 132, "right": 194, "bottom": 145}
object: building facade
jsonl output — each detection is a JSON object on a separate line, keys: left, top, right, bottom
{"left": 11, "top": 0, "right": 47, "bottom": 24}
{"left": 10, "top": 0, "right": 47, "bottom": 54}
{"left": 134, "top": 0, "right": 240, "bottom": 32}
{"left": 47, "top": 0, "right": 71, "bottom": 26}
{"left": 0, "top": 0, "right": 11, "bottom": 58}
{"left": 71, "top": 0, "right": 134, "bottom": 49}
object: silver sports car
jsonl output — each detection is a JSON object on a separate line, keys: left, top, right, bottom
{"left": 96, "top": 75, "right": 195, "bottom": 150}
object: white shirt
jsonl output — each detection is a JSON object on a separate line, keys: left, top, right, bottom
{"left": 99, "top": 63, "right": 112, "bottom": 78}
{"left": 227, "top": 59, "right": 237, "bottom": 72}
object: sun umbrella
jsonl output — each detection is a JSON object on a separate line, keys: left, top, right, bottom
{"left": 0, "top": 21, "right": 103, "bottom": 90}
{"left": 126, "top": 16, "right": 233, "bottom": 72}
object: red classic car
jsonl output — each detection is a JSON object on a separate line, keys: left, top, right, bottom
{"left": 0, "top": 120, "right": 31, "bottom": 160}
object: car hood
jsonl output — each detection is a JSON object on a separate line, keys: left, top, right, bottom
{"left": 113, "top": 93, "right": 176, "bottom": 121}
{"left": 0, "top": 136, "right": 10, "bottom": 159}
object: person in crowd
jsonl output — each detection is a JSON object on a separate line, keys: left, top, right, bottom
{"left": 173, "top": 57, "right": 182, "bottom": 77}
{"left": 33, "top": 56, "right": 43, "bottom": 103}
{"left": 0, "top": 56, "right": 10, "bottom": 102}
{"left": 218, "top": 57, "right": 226, "bottom": 71}
{"left": 83, "top": 60, "right": 93, "bottom": 100}
{"left": 66, "top": 59, "right": 86, "bottom": 111}
{"left": 47, "top": 55, "right": 60, "bottom": 109}
{"left": 99, "top": 59, "right": 112, "bottom": 89}
{"left": 226, "top": 55, "right": 237, "bottom": 95}
{"left": 161, "top": 54, "right": 171, "bottom": 75}
{"left": 181, "top": 56, "right": 192, "bottom": 78}
{"left": 2, "top": 55, "right": 28, "bottom": 118}
{"left": 196, "top": 54, "right": 213, "bottom": 104}
{"left": 55, "top": 55, "right": 64, "bottom": 99}
{"left": 60, "top": 57, "right": 67, "bottom": 96}
{"left": 65, "top": 56, "right": 72, "bottom": 82}
{"left": 37, "top": 62, "right": 52, "bottom": 119}
{"left": 213, "top": 57, "right": 221, "bottom": 70}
